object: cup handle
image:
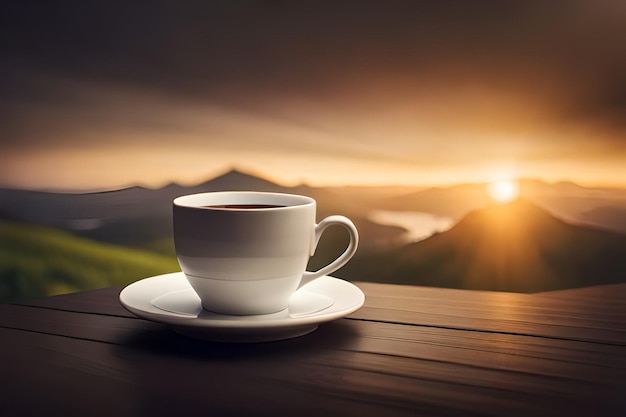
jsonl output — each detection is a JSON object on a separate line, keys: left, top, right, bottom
{"left": 298, "top": 215, "right": 359, "bottom": 289}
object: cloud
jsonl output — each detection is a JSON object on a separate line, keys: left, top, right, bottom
{"left": 1, "top": 1, "right": 625, "bottom": 188}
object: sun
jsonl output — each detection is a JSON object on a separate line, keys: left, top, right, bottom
{"left": 487, "top": 179, "right": 520, "bottom": 203}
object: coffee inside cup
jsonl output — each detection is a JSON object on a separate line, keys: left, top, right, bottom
{"left": 202, "top": 204, "right": 286, "bottom": 209}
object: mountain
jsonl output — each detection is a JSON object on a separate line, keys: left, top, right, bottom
{"left": 377, "top": 183, "right": 492, "bottom": 219}
{"left": 338, "top": 199, "right": 626, "bottom": 292}
{"left": 577, "top": 206, "right": 626, "bottom": 234}
{"left": 3, "top": 169, "right": 626, "bottom": 232}
{"left": 0, "top": 168, "right": 406, "bottom": 250}
{"left": 374, "top": 179, "right": 626, "bottom": 226}
{"left": 0, "top": 168, "right": 287, "bottom": 242}
{"left": 193, "top": 168, "right": 286, "bottom": 192}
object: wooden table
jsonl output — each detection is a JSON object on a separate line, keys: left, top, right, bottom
{"left": 1, "top": 281, "right": 625, "bottom": 416}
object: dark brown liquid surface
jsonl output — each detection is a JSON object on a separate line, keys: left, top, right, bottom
{"left": 202, "top": 204, "right": 286, "bottom": 209}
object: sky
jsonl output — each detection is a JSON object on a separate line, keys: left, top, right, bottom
{"left": 1, "top": 1, "right": 625, "bottom": 191}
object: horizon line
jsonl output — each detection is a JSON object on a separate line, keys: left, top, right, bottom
{"left": 2, "top": 167, "right": 626, "bottom": 194}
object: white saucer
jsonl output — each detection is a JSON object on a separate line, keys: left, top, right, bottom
{"left": 119, "top": 272, "right": 365, "bottom": 343}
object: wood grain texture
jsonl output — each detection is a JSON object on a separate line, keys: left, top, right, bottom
{"left": 1, "top": 282, "right": 625, "bottom": 417}
{"left": 353, "top": 282, "right": 626, "bottom": 344}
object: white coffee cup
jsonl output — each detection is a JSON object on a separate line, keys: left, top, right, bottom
{"left": 173, "top": 191, "right": 359, "bottom": 315}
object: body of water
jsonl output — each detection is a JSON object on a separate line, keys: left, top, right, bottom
{"left": 368, "top": 210, "right": 455, "bottom": 243}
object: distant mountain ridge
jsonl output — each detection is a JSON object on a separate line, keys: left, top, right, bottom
{"left": 2, "top": 168, "right": 625, "bottom": 220}
{"left": 0, "top": 168, "right": 406, "bottom": 249}
{"left": 2, "top": 170, "right": 626, "bottom": 298}
{"left": 1, "top": 168, "right": 625, "bottom": 249}
{"left": 0, "top": 169, "right": 285, "bottom": 233}
{"left": 339, "top": 199, "right": 626, "bottom": 292}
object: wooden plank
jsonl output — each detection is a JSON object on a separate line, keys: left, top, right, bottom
{"left": 14, "top": 285, "right": 133, "bottom": 317}
{"left": 3, "top": 301, "right": 623, "bottom": 363}
{"left": 355, "top": 282, "right": 626, "bottom": 319}
{"left": 8, "top": 281, "right": 626, "bottom": 348}
{"left": 2, "top": 324, "right": 623, "bottom": 417}
{"left": 14, "top": 282, "right": 626, "bottom": 345}
{"left": 0, "top": 303, "right": 166, "bottom": 345}
{"left": 0, "top": 327, "right": 472, "bottom": 417}
{"left": 2, "top": 303, "right": 623, "bottom": 390}
{"left": 352, "top": 282, "right": 626, "bottom": 345}
{"left": 536, "top": 283, "right": 626, "bottom": 300}
{"left": 346, "top": 321, "right": 626, "bottom": 381}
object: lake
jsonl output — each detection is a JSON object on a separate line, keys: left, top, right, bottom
{"left": 368, "top": 210, "right": 455, "bottom": 243}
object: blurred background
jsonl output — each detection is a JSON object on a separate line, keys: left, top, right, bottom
{"left": 1, "top": 1, "right": 625, "bottom": 302}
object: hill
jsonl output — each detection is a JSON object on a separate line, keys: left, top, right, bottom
{"left": 0, "top": 221, "right": 180, "bottom": 303}
{"left": 338, "top": 199, "right": 626, "bottom": 292}
{"left": 578, "top": 206, "right": 626, "bottom": 234}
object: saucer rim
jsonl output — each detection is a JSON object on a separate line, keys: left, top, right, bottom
{"left": 119, "top": 272, "right": 365, "bottom": 331}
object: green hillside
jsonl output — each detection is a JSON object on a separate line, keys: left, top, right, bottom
{"left": 0, "top": 221, "right": 180, "bottom": 303}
